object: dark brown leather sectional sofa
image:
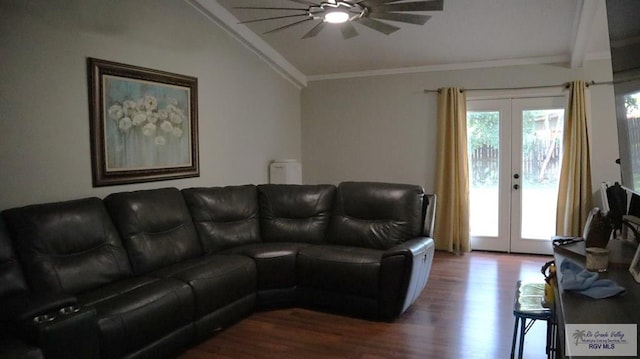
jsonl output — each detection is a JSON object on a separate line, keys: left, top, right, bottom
{"left": 0, "top": 182, "right": 436, "bottom": 359}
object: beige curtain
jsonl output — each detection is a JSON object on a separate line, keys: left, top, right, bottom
{"left": 556, "top": 80, "right": 593, "bottom": 236}
{"left": 434, "top": 88, "right": 470, "bottom": 252}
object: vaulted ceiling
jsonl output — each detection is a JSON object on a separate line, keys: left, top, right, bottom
{"left": 187, "top": 0, "right": 611, "bottom": 87}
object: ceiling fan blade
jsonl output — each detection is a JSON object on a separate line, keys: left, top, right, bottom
{"left": 358, "top": 0, "right": 404, "bottom": 6}
{"left": 239, "top": 14, "right": 309, "bottom": 25}
{"left": 369, "top": 12, "right": 430, "bottom": 25}
{"left": 302, "top": 21, "right": 326, "bottom": 39}
{"left": 233, "top": 6, "right": 307, "bottom": 11}
{"left": 355, "top": 17, "right": 400, "bottom": 35}
{"left": 340, "top": 22, "right": 359, "bottom": 39}
{"left": 263, "top": 18, "right": 313, "bottom": 35}
{"left": 375, "top": 1, "right": 444, "bottom": 12}
{"left": 286, "top": 0, "right": 320, "bottom": 6}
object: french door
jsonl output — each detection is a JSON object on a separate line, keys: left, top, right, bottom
{"left": 467, "top": 97, "right": 565, "bottom": 254}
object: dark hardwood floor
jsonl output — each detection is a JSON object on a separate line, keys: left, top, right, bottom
{"left": 178, "top": 251, "right": 553, "bottom": 359}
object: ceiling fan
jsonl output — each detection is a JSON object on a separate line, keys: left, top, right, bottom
{"left": 233, "top": 0, "right": 444, "bottom": 39}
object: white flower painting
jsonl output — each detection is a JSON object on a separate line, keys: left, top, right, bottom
{"left": 103, "top": 75, "right": 192, "bottom": 171}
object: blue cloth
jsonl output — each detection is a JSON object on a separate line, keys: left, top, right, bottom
{"left": 560, "top": 259, "right": 626, "bottom": 299}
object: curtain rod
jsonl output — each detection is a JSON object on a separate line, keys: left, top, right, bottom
{"left": 423, "top": 80, "right": 612, "bottom": 93}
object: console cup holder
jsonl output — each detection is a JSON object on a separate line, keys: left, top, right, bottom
{"left": 33, "top": 313, "right": 56, "bottom": 324}
{"left": 59, "top": 305, "right": 80, "bottom": 315}
{"left": 32, "top": 305, "right": 81, "bottom": 324}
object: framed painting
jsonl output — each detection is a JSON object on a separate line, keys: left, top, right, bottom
{"left": 88, "top": 57, "right": 199, "bottom": 186}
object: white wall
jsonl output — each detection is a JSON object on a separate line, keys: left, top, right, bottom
{"left": 0, "top": 0, "right": 301, "bottom": 210}
{"left": 301, "top": 59, "right": 619, "bottom": 206}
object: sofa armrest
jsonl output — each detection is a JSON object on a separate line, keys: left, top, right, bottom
{"left": 382, "top": 237, "right": 435, "bottom": 259}
{"left": 422, "top": 194, "right": 436, "bottom": 238}
{"left": 380, "top": 237, "right": 435, "bottom": 320}
{"left": 0, "top": 338, "right": 44, "bottom": 359}
{"left": 0, "top": 293, "right": 99, "bottom": 359}
{"left": 24, "top": 306, "right": 99, "bottom": 359}
{"left": 0, "top": 293, "right": 77, "bottom": 323}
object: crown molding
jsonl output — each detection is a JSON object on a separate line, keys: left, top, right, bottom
{"left": 185, "top": 0, "right": 307, "bottom": 89}
{"left": 306, "top": 51, "right": 613, "bottom": 82}
{"left": 307, "top": 55, "right": 569, "bottom": 82}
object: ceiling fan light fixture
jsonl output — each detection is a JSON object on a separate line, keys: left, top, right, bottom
{"left": 239, "top": 0, "right": 443, "bottom": 39}
{"left": 324, "top": 10, "right": 350, "bottom": 23}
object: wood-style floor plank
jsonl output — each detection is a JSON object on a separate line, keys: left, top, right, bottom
{"left": 178, "top": 251, "right": 553, "bottom": 359}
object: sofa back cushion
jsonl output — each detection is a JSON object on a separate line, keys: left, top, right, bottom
{"left": 182, "top": 185, "right": 260, "bottom": 253}
{"left": 327, "top": 182, "right": 425, "bottom": 249}
{"left": 0, "top": 219, "right": 28, "bottom": 297}
{"left": 258, "top": 184, "right": 335, "bottom": 243}
{"left": 104, "top": 188, "right": 202, "bottom": 274}
{"left": 2, "top": 198, "right": 132, "bottom": 295}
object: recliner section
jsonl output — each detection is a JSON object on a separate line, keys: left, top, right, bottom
{"left": 0, "top": 215, "right": 96, "bottom": 359}
{"left": 3, "top": 196, "right": 197, "bottom": 359}
{"left": 0, "top": 182, "right": 435, "bottom": 359}
{"left": 298, "top": 182, "right": 432, "bottom": 320}
{"left": 104, "top": 187, "right": 256, "bottom": 342}
{"left": 0, "top": 220, "right": 44, "bottom": 359}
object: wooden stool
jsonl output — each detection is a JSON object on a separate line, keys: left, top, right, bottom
{"left": 510, "top": 280, "right": 554, "bottom": 359}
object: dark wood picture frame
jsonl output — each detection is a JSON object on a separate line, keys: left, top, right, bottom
{"left": 88, "top": 57, "right": 199, "bottom": 187}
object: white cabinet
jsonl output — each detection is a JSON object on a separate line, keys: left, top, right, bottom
{"left": 269, "top": 160, "right": 302, "bottom": 184}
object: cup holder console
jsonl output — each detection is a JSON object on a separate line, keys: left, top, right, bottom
{"left": 59, "top": 305, "right": 80, "bottom": 315}
{"left": 32, "top": 305, "right": 82, "bottom": 324}
{"left": 27, "top": 305, "right": 99, "bottom": 359}
{"left": 33, "top": 313, "right": 56, "bottom": 324}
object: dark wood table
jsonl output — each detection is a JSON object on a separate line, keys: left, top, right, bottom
{"left": 553, "top": 240, "right": 640, "bottom": 358}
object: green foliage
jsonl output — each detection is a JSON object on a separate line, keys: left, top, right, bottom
{"left": 466, "top": 110, "right": 539, "bottom": 151}
{"left": 634, "top": 172, "right": 640, "bottom": 192}
{"left": 467, "top": 111, "right": 499, "bottom": 149}
{"left": 521, "top": 110, "right": 538, "bottom": 155}
{"left": 467, "top": 110, "right": 552, "bottom": 187}
{"left": 624, "top": 94, "right": 640, "bottom": 190}
{"left": 625, "top": 93, "right": 639, "bottom": 113}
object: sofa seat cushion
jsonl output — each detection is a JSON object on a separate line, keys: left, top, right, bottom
{"left": 221, "top": 243, "right": 311, "bottom": 290}
{"left": 297, "top": 245, "right": 382, "bottom": 299}
{"left": 150, "top": 255, "right": 256, "bottom": 318}
{"left": 77, "top": 277, "right": 193, "bottom": 359}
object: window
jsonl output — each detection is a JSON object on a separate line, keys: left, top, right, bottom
{"left": 615, "top": 78, "right": 640, "bottom": 190}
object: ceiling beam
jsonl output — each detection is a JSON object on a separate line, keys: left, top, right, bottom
{"left": 185, "top": 0, "right": 307, "bottom": 88}
{"left": 569, "top": 0, "right": 599, "bottom": 69}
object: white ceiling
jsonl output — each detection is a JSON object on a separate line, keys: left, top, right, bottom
{"left": 188, "top": 0, "right": 611, "bottom": 86}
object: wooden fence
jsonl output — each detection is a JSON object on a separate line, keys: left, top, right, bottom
{"left": 469, "top": 139, "right": 561, "bottom": 186}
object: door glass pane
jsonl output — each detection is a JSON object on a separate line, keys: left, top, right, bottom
{"left": 520, "top": 109, "right": 564, "bottom": 239}
{"left": 623, "top": 91, "right": 640, "bottom": 189}
{"left": 467, "top": 111, "right": 499, "bottom": 237}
